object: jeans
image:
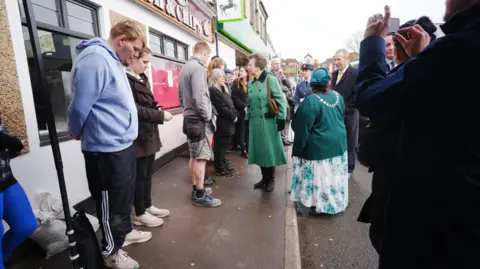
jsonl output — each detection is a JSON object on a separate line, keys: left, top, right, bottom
{"left": 83, "top": 145, "right": 136, "bottom": 257}
{"left": 134, "top": 154, "right": 155, "bottom": 216}
{"left": 0, "top": 183, "right": 37, "bottom": 266}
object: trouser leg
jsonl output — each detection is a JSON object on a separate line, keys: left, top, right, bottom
{"left": 84, "top": 146, "right": 136, "bottom": 257}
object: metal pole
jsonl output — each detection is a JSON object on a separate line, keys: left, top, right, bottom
{"left": 215, "top": 0, "right": 219, "bottom": 56}
{"left": 22, "top": 1, "right": 80, "bottom": 268}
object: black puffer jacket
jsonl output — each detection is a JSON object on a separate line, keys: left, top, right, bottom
{"left": 209, "top": 85, "right": 237, "bottom": 136}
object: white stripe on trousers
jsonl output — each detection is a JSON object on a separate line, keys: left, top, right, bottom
{"left": 101, "top": 191, "right": 115, "bottom": 256}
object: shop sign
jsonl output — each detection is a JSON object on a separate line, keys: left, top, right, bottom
{"left": 137, "top": 0, "right": 213, "bottom": 42}
{"left": 217, "top": 0, "right": 244, "bottom": 23}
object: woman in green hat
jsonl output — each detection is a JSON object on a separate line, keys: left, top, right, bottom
{"left": 290, "top": 68, "right": 349, "bottom": 215}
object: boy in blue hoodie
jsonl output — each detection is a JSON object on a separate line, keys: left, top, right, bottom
{"left": 68, "top": 21, "right": 145, "bottom": 269}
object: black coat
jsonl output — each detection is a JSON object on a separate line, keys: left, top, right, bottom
{"left": 209, "top": 85, "right": 237, "bottom": 136}
{"left": 332, "top": 66, "right": 358, "bottom": 109}
{"left": 356, "top": 3, "right": 480, "bottom": 267}
{"left": 127, "top": 72, "right": 164, "bottom": 158}
{"left": 332, "top": 66, "right": 359, "bottom": 150}
{"left": 231, "top": 79, "right": 248, "bottom": 119}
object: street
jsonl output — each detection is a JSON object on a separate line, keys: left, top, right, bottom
{"left": 297, "top": 164, "right": 379, "bottom": 269}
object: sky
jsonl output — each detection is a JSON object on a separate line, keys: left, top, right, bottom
{"left": 262, "top": 0, "right": 445, "bottom": 62}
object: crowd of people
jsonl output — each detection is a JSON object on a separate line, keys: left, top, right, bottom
{"left": 1, "top": 0, "right": 479, "bottom": 267}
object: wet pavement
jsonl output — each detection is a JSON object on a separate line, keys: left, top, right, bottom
{"left": 124, "top": 154, "right": 288, "bottom": 269}
{"left": 296, "top": 164, "right": 379, "bottom": 269}
{"left": 8, "top": 152, "right": 289, "bottom": 269}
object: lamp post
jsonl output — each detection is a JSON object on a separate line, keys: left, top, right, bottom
{"left": 214, "top": 0, "right": 219, "bottom": 56}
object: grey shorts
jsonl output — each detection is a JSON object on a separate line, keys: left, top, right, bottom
{"left": 187, "top": 122, "right": 214, "bottom": 161}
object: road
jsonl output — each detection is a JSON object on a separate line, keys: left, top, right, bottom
{"left": 297, "top": 164, "right": 379, "bottom": 269}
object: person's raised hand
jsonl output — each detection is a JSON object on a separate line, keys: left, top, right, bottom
{"left": 395, "top": 25, "right": 431, "bottom": 57}
{"left": 365, "top": 5, "right": 391, "bottom": 38}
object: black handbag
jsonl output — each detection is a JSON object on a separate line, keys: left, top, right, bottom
{"left": 72, "top": 211, "right": 103, "bottom": 269}
{"left": 183, "top": 118, "right": 206, "bottom": 142}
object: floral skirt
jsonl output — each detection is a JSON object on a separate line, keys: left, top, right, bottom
{"left": 290, "top": 152, "right": 349, "bottom": 214}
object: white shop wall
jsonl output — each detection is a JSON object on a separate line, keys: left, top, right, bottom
{"left": 5, "top": 0, "right": 221, "bottom": 206}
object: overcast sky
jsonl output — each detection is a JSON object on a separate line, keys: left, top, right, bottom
{"left": 262, "top": 0, "right": 445, "bottom": 61}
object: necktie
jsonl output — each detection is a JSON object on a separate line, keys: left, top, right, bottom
{"left": 337, "top": 71, "right": 344, "bottom": 84}
{"left": 390, "top": 61, "right": 395, "bottom": 69}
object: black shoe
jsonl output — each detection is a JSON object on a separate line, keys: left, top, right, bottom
{"left": 253, "top": 179, "right": 266, "bottom": 189}
{"left": 204, "top": 177, "right": 216, "bottom": 186}
{"left": 240, "top": 150, "right": 248, "bottom": 159}
{"left": 265, "top": 178, "right": 275, "bottom": 192}
{"left": 216, "top": 169, "right": 235, "bottom": 177}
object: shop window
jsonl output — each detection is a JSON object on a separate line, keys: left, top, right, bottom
{"left": 149, "top": 33, "right": 162, "bottom": 55}
{"left": 19, "top": 0, "right": 99, "bottom": 145}
{"left": 149, "top": 31, "right": 189, "bottom": 61}
{"left": 148, "top": 30, "right": 189, "bottom": 110}
{"left": 164, "top": 39, "right": 176, "bottom": 58}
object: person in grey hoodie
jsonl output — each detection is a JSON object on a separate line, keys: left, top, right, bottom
{"left": 68, "top": 21, "right": 146, "bottom": 269}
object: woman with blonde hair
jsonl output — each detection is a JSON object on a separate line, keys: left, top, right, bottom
{"left": 208, "top": 68, "right": 237, "bottom": 176}
{"left": 207, "top": 56, "right": 225, "bottom": 78}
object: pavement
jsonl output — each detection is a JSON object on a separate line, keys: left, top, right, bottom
{"left": 296, "top": 164, "right": 379, "bottom": 269}
{"left": 7, "top": 150, "right": 294, "bottom": 269}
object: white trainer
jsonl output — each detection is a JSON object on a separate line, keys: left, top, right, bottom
{"left": 104, "top": 249, "right": 139, "bottom": 269}
{"left": 147, "top": 206, "right": 170, "bottom": 218}
{"left": 122, "top": 229, "right": 152, "bottom": 247}
{"left": 132, "top": 212, "right": 164, "bottom": 228}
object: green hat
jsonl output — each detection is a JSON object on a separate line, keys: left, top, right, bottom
{"left": 310, "top": 68, "right": 331, "bottom": 86}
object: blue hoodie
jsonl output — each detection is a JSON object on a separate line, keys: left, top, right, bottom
{"left": 68, "top": 38, "right": 138, "bottom": 152}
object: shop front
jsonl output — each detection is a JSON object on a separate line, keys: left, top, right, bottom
{"left": 2, "top": 0, "right": 215, "bottom": 206}
{"left": 214, "top": 0, "right": 275, "bottom": 70}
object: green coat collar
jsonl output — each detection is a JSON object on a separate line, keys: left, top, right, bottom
{"left": 253, "top": 70, "right": 268, "bottom": 83}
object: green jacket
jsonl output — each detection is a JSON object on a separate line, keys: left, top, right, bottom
{"left": 292, "top": 90, "right": 347, "bottom": 161}
{"left": 246, "top": 70, "right": 287, "bottom": 167}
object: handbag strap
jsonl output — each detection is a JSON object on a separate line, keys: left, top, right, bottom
{"left": 266, "top": 75, "right": 272, "bottom": 99}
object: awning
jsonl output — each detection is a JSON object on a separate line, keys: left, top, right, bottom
{"left": 218, "top": 20, "right": 273, "bottom": 60}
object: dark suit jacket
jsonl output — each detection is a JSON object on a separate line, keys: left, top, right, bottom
{"left": 355, "top": 2, "right": 480, "bottom": 268}
{"left": 332, "top": 66, "right": 358, "bottom": 110}
{"left": 231, "top": 79, "right": 248, "bottom": 119}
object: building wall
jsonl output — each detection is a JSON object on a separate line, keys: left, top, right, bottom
{"left": 4, "top": 0, "right": 222, "bottom": 206}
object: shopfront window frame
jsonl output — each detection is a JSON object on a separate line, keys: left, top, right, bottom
{"left": 20, "top": 0, "right": 100, "bottom": 146}
{"left": 148, "top": 29, "right": 188, "bottom": 114}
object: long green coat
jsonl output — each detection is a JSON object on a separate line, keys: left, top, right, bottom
{"left": 246, "top": 70, "right": 287, "bottom": 167}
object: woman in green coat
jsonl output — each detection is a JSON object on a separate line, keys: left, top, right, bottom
{"left": 246, "top": 53, "right": 287, "bottom": 192}
{"left": 290, "top": 68, "right": 349, "bottom": 215}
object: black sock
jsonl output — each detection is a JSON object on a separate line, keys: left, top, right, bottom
{"left": 192, "top": 185, "right": 196, "bottom": 191}
{"left": 196, "top": 188, "right": 205, "bottom": 198}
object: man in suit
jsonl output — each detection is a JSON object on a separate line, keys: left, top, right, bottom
{"left": 385, "top": 33, "right": 396, "bottom": 70}
{"left": 332, "top": 49, "right": 359, "bottom": 176}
